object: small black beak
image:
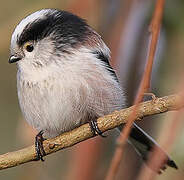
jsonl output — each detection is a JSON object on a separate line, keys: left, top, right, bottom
{"left": 9, "top": 55, "right": 22, "bottom": 64}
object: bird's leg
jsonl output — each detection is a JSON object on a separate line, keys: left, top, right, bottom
{"left": 35, "top": 130, "right": 46, "bottom": 161}
{"left": 89, "top": 119, "right": 106, "bottom": 137}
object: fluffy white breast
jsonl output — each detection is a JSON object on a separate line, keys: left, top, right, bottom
{"left": 17, "top": 47, "right": 125, "bottom": 137}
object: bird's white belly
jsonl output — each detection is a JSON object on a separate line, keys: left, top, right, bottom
{"left": 17, "top": 78, "right": 86, "bottom": 138}
{"left": 16, "top": 63, "right": 125, "bottom": 138}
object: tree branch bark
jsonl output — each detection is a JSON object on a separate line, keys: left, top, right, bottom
{"left": 0, "top": 93, "right": 183, "bottom": 171}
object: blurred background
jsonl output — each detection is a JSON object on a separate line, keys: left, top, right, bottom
{"left": 0, "top": 0, "right": 184, "bottom": 179}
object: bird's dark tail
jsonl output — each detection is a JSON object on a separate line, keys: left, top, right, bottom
{"left": 119, "top": 123, "right": 178, "bottom": 173}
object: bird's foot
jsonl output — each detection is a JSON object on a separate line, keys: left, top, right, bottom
{"left": 35, "top": 130, "right": 46, "bottom": 161}
{"left": 89, "top": 120, "right": 106, "bottom": 137}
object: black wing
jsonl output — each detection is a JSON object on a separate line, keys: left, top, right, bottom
{"left": 93, "top": 51, "right": 119, "bottom": 82}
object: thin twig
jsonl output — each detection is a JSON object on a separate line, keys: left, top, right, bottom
{"left": 105, "top": 0, "right": 165, "bottom": 179}
{"left": 0, "top": 94, "right": 183, "bottom": 171}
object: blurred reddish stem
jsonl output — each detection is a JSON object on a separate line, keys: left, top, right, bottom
{"left": 105, "top": 0, "right": 165, "bottom": 180}
{"left": 109, "top": 0, "right": 135, "bottom": 67}
{"left": 143, "top": 0, "right": 165, "bottom": 91}
{"left": 67, "top": 0, "right": 91, "bottom": 16}
{"left": 67, "top": 138, "right": 102, "bottom": 180}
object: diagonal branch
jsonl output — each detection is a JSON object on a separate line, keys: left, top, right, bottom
{"left": 0, "top": 94, "right": 183, "bottom": 171}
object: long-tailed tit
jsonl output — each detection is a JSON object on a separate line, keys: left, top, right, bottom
{"left": 9, "top": 9, "right": 177, "bottom": 171}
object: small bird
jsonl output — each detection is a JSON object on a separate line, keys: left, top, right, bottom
{"left": 9, "top": 9, "right": 177, "bottom": 172}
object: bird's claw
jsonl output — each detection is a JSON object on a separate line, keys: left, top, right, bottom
{"left": 35, "top": 130, "right": 46, "bottom": 161}
{"left": 89, "top": 120, "right": 106, "bottom": 137}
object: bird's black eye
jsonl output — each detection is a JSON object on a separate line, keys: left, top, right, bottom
{"left": 26, "top": 44, "right": 34, "bottom": 52}
{"left": 24, "top": 42, "right": 34, "bottom": 52}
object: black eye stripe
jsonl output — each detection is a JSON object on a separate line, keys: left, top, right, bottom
{"left": 17, "top": 10, "right": 90, "bottom": 48}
